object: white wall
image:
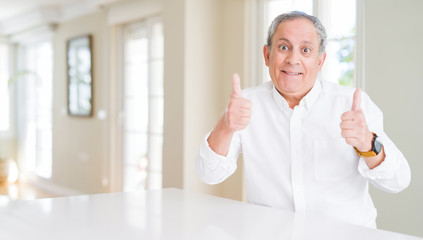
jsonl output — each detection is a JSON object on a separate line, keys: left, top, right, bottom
{"left": 364, "top": 0, "right": 423, "bottom": 237}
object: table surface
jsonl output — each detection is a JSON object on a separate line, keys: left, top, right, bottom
{"left": 0, "top": 188, "right": 420, "bottom": 240}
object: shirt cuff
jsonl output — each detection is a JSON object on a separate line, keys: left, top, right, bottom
{"left": 199, "top": 131, "right": 240, "bottom": 170}
{"left": 357, "top": 135, "right": 401, "bottom": 180}
{"left": 199, "top": 132, "right": 227, "bottom": 169}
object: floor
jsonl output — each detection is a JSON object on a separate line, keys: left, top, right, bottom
{"left": 0, "top": 180, "right": 58, "bottom": 201}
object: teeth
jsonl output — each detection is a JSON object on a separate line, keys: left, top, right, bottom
{"left": 283, "top": 70, "right": 301, "bottom": 75}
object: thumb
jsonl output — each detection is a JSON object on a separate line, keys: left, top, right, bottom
{"left": 351, "top": 88, "right": 362, "bottom": 111}
{"left": 232, "top": 73, "right": 242, "bottom": 97}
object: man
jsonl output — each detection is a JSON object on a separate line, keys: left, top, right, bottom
{"left": 196, "top": 11, "right": 410, "bottom": 228}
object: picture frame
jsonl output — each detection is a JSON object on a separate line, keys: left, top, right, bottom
{"left": 67, "top": 34, "right": 93, "bottom": 117}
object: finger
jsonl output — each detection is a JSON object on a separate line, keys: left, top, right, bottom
{"left": 344, "top": 137, "right": 359, "bottom": 147}
{"left": 340, "top": 121, "right": 356, "bottom": 130}
{"left": 229, "top": 106, "right": 251, "bottom": 118}
{"left": 341, "top": 111, "right": 353, "bottom": 121}
{"left": 238, "top": 108, "right": 251, "bottom": 117}
{"left": 341, "top": 110, "right": 360, "bottom": 121}
{"left": 341, "top": 129, "right": 358, "bottom": 138}
{"left": 351, "top": 88, "right": 362, "bottom": 111}
{"left": 228, "top": 115, "right": 251, "bottom": 130}
{"left": 232, "top": 73, "right": 242, "bottom": 97}
{"left": 238, "top": 98, "right": 252, "bottom": 109}
{"left": 228, "top": 98, "right": 251, "bottom": 112}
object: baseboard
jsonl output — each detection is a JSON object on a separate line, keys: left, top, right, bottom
{"left": 21, "top": 174, "right": 84, "bottom": 197}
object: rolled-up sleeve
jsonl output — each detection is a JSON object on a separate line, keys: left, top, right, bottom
{"left": 358, "top": 93, "right": 411, "bottom": 193}
{"left": 195, "top": 131, "right": 242, "bottom": 185}
{"left": 358, "top": 133, "right": 411, "bottom": 193}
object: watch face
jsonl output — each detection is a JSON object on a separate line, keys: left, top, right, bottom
{"left": 374, "top": 137, "right": 383, "bottom": 154}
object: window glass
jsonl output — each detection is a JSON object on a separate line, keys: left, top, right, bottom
{"left": 18, "top": 42, "right": 53, "bottom": 179}
{"left": 0, "top": 44, "right": 9, "bottom": 131}
{"left": 123, "top": 18, "right": 164, "bottom": 191}
{"left": 319, "top": 0, "right": 356, "bottom": 86}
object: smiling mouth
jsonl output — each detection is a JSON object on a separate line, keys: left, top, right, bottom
{"left": 282, "top": 70, "right": 302, "bottom": 76}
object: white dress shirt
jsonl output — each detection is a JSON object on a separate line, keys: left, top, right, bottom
{"left": 196, "top": 79, "right": 411, "bottom": 228}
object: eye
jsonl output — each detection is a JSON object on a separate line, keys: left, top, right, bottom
{"left": 279, "top": 45, "right": 288, "bottom": 51}
{"left": 303, "top": 48, "right": 311, "bottom": 53}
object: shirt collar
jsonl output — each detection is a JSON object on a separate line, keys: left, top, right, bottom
{"left": 272, "top": 79, "right": 322, "bottom": 112}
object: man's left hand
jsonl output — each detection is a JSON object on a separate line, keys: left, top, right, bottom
{"left": 340, "top": 88, "right": 373, "bottom": 152}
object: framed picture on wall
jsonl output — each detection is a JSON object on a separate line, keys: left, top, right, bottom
{"left": 66, "top": 34, "right": 93, "bottom": 117}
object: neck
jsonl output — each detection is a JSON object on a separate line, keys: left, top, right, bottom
{"left": 283, "top": 95, "right": 303, "bottom": 109}
{"left": 276, "top": 81, "right": 317, "bottom": 109}
{"left": 276, "top": 89, "right": 310, "bottom": 109}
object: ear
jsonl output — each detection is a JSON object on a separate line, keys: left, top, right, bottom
{"left": 263, "top": 45, "right": 270, "bottom": 67}
{"left": 317, "top": 52, "right": 326, "bottom": 71}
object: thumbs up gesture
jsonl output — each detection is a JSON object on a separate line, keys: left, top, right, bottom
{"left": 340, "top": 88, "right": 374, "bottom": 152}
{"left": 207, "top": 73, "right": 252, "bottom": 156}
{"left": 225, "top": 73, "right": 252, "bottom": 132}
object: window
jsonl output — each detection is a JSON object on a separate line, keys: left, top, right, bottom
{"left": 265, "top": 0, "right": 313, "bottom": 24}
{"left": 0, "top": 43, "right": 9, "bottom": 131}
{"left": 318, "top": 0, "right": 356, "bottom": 87}
{"left": 17, "top": 41, "right": 53, "bottom": 179}
{"left": 257, "top": 0, "right": 357, "bottom": 86}
{"left": 122, "top": 17, "right": 164, "bottom": 191}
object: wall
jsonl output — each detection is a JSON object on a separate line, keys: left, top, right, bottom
{"left": 52, "top": 10, "right": 111, "bottom": 194}
{"left": 365, "top": 0, "right": 423, "bottom": 237}
{"left": 183, "top": 0, "right": 226, "bottom": 195}
{"left": 27, "top": 0, "right": 246, "bottom": 198}
{"left": 220, "top": 0, "right": 247, "bottom": 200}
{"left": 161, "top": 0, "right": 186, "bottom": 191}
{"left": 162, "top": 0, "right": 246, "bottom": 200}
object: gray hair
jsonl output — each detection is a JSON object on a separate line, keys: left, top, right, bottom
{"left": 266, "top": 11, "right": 327, "bottom": 54}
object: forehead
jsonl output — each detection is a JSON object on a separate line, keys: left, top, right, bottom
{"left": 273, "top": 18, "right": 319, "bottom": 45}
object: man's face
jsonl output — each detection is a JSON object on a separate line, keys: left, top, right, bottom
{"left": 263, "top": 18, "right": 326, "bottom": 99}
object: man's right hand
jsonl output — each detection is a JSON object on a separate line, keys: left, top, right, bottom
{"left": 207, "top": 73, "right": 252, "bottom": 156}
{"left": 225, "top": 73, "right": 252, "bottom": 132}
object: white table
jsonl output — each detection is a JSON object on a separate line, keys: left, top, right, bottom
{"left": 0, "top": 188, "right": 420, "bottom": 240}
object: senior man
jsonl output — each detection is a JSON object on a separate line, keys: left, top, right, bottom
{"left": 196, "top": 11, "right": 411, "bottom": 228}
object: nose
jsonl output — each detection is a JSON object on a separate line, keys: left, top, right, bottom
{"left": 285, "top": 50, "right": 300, "bottom": 65}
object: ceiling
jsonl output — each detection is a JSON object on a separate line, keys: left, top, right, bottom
{"left": 0, "top": 0, "right": 81, "bottom": 21}
{"left": 0, "top": 0, "right": 121, "bottom": 35}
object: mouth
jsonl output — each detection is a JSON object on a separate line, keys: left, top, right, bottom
{"left": 282, "top": 70, "right": 303, "bottom": 76}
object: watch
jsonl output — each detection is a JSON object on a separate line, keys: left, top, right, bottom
{"left": 354, "top": 133, "right": 383, "bottom": 157}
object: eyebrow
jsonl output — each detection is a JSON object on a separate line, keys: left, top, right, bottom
{"left": 278, "top": 38, "right": 313, "bottom": 45}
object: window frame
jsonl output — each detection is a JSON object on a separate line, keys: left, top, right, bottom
{"left": 14, "top": 37, "right": 54, "bottom": 180}
{"left": 0, "top": 40, "right": 14, "bottom": 136}
{"left": 117, "top": 16, "right": 164, "bottom": 192}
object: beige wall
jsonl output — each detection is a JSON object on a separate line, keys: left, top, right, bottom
{"left": 0, "top": 138, "right": 16, "bottom": 161}
{"left": 52, "top": 11, "right": 111, "bottom": 193}
{"left": 162, "top": 0, "right": 245, "bottom": 200}
{"left": 220, "top": 0, "right": 247, "bottom": 200}
{"left": 364, "top": 0, "right": 423, "bottom": 237}
{"left": 183, "top": 0, "right": 226, "bottom": 194}
{"left": 35, "top": 0, "right": 247, "bottom": 198}
{"left": 161, "top": 0, "right": 185, "bottom": 191}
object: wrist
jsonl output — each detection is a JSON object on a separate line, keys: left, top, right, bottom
{"left": 354, "top": 132, "right": 383, "bottom": 158}
{"left": 207, "top": 114, "right": 236, "bottom": 156}
{"left": 218, "top": 113, "right": 236, "bottom": 135}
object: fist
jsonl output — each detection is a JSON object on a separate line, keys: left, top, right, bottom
{"left": 340, "top": 88, "right": 373, "bottom": 152}
{"left": 225, "top": 73, "right": 252, "bottom": 132}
